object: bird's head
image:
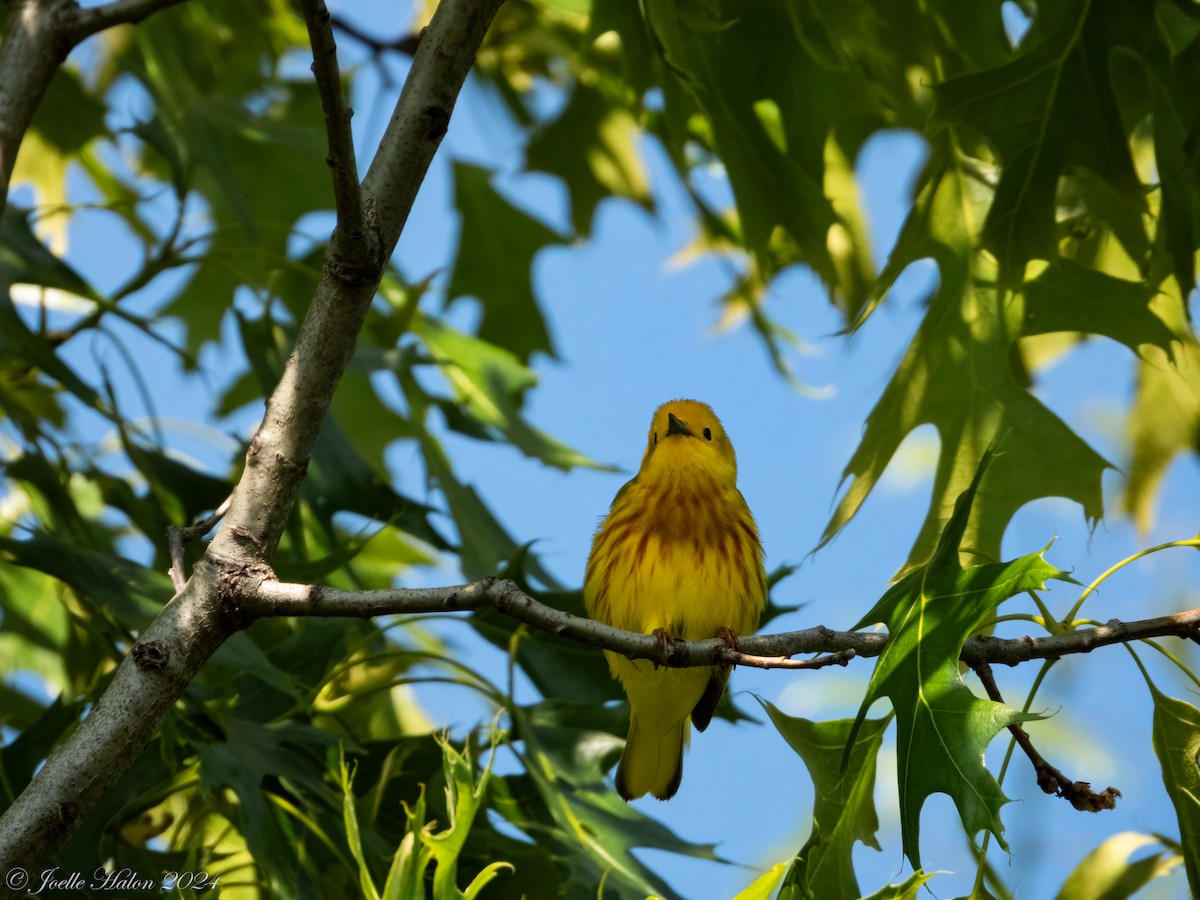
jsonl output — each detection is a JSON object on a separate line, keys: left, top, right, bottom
{"left": 638, "top": 399, "right": 737, "bottom": 485}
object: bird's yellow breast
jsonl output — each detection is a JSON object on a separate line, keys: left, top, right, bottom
{"left": 584, "top": 471, "right": 765, "bottom": 641}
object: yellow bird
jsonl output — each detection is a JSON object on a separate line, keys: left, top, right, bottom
{"left": 584, "top": 399, "right": 766, "bottom": 800}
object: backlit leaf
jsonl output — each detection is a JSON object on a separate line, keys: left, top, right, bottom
{"left": 848, "top": 453, "right": 1069, "bottom": 867}
{"left": 1138, "top": 676, "right": 1200, "bottom": 895}
{"left": 760, "top": 701, "right": 889, "bottom": 899}
{"left": 1056, "top": 832, "right": 1181, "bottom": 899}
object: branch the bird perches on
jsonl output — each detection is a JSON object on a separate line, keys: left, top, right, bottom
{"left": 243, "top": 575, "right": 1200, "bottom": 671}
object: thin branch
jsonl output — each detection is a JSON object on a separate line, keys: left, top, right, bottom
{"left": 298, "top": 0, "right": 368, "bottom": 263}
{"left": 62, "top": 0, "right": 188, "bottom": 42}
{"left": 730, "top": 648, "right": 858, "bottom": 671}
{"left": 973, "top": 661, "right": 1120, "bottom": 812}
{"left": 964, "top": 609, "right": 1200, "bottom": 666}
{"left": 245, "top": 577, "right": 1200, "bottom": 671}
{"left": 331, "top": 14, "right": 421, "bottom": 56}
{"left": 166, "top": 497, "right": 233, "bottom": 591}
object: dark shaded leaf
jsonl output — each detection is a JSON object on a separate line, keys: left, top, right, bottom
{"left": 447, "top": 163, "right": 561, "bottom": 362}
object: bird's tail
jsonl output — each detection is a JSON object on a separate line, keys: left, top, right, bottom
{"left": 615, "top": 715, "right": 686, "bottom": 801}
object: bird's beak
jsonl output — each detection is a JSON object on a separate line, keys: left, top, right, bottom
{"left": 666, "top": 413, "right": 693, "bottom": 438}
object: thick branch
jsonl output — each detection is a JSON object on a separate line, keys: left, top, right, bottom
{"left": 245, "top": 577, "right": 1200, "bottom": 670}
{"left": 360, "top": 0, "right": 499, "bottom": 262}
{"left": 298, "top": 0, "right": 369, "bottom": 265}
{"left": 0, "top": 563, "right": 243, "bottom": 881}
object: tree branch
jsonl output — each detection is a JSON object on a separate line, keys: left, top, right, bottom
{"left": 61, "top": 0, "right": 188, "bottom": 42}
{"left": 331, "top": 14, "right": 421, "bottom": 57}
{"left": 972, "top": 661, "right": 1120, "bottom": 812}
{"left": 298, "top": 0, "right": 368, "bottom": 264}
{"left": 1, "top": 0, "right": 76, "bottom": 217}
{"left": 0, "top": 0, "right": 188, "bottom": 219}
{"left": 166, "top": 496, "right": 232, "bottom": 590}
{"left": 244, "top": 576, "right": 1200, "bottom": 671}
{"left": 0, "top": 563, "right": 240, "bottom": 886}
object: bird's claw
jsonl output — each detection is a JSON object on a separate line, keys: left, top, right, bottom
{"left": 715, "top": 626, "right": 741, "bottom": 653}
{"left": 651, "top": 628, "right": 674, "bottom": 668}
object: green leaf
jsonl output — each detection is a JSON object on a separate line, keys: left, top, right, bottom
{"left": 146, "top": 72, "right": 329, "bottom": 352}
{"left": 644, "top": 0, "right": 845, "bottom": 302}
{"left": 825, "top": 150, "right": 1126, "bottom": 572}
{"left": 732, "top": 861, "right": 790, "bottom": 900}
{"left": 338, "top": 754, "right": 384, "bottom": 900}
{"left": 1149, "top": 66, "right": 1200, "bottom": 299}
{"left": 0, "top": 291, "right": 103, "bottom": 421}
{"left": 447, "top": 163, "right": 562, "bottom": 362}
{"left": 1022, "top": 260, "right": 1178, "bottom": 357}
{"left": 1139, "top": 678, "right": 1200, "bottom": 894}
{"left": 1056, "top": 832, "right": 1181, "bottom": 899}
{"left": 197, "top": 717, "right": 342, "bottom": 892}
{"left": 0, "top": 533, "right": 170, "bottom": 632}
{"left": 1, "top": 207, "right": 99, "bottom": 300}
{"left": 499, "top": 699, "right": 726, "bottom": 899}
{"left": 0, "top": 695, "right": 88, "bottom": 790}
{"left": 414, "top": 314, "right": 609, "bottom": 471}
{"left": 426, "top": 732, "right": 508, "bottom": 899}
{"left": 933, "top": 4, "right": 1145, "bottom": 287}
{"left": 587, "top": 0, "right": 656, "bottom": 100}
{"left": 10, "top": 67, "right": 108, "bottom": 248}
{"left": 526, "top": 81, "right": 651, "bottom": 236}
{"left": 855, "top": 871, "right": 939, "bottom": 900}
{"left": 1123, "top": 340, "right": 1200, "bottom": 531}
{"left": 0, "top": 565, "right": 67, "bottom": 691}
{"left": 848, "top": 453, "right": 1070, "bottom": 868}
{"left": 759, "top": 700, "right": 889, "bottom": 899}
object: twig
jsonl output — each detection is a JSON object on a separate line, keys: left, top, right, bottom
{"left": 298, "top": 0, "right": 369, "bottom": 264}
{"left": 62, "top": 0, "right": 189, "bottom": 42}
{"left": 166, "top": 497, "right": 232, "bottom": 591}
{"left": 331, "top": 14, "right": 421, "bottom": 56}
{"left": 244, "top": 577, "right": 1200, "bottom": 673}
{"left": 726, "top": 648, "right": 857, "bottom": 671}
{"left": 973, "top": 661, "right": 1120, "bottom": 812}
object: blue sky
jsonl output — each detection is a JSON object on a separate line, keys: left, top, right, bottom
{"left": 10, "top": 0, "right": 1200, "bottom": 896}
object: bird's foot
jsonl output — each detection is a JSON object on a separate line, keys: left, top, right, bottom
{"left": 651, "top": 628, "right": 674, "bottom": 669}
{"left": 715, "top": 626, "right": 741, "bottom": 653}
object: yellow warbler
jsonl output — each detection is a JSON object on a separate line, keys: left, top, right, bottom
{"left": 584, "top": 399, "right": 766, "bottom": 800}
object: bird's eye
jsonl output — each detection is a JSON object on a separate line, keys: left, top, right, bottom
{"left": 703, "top": 428, "right": 712, "bottom": 441}
{"left": 653, "top": 432, "right": 657, "bottom": 445}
